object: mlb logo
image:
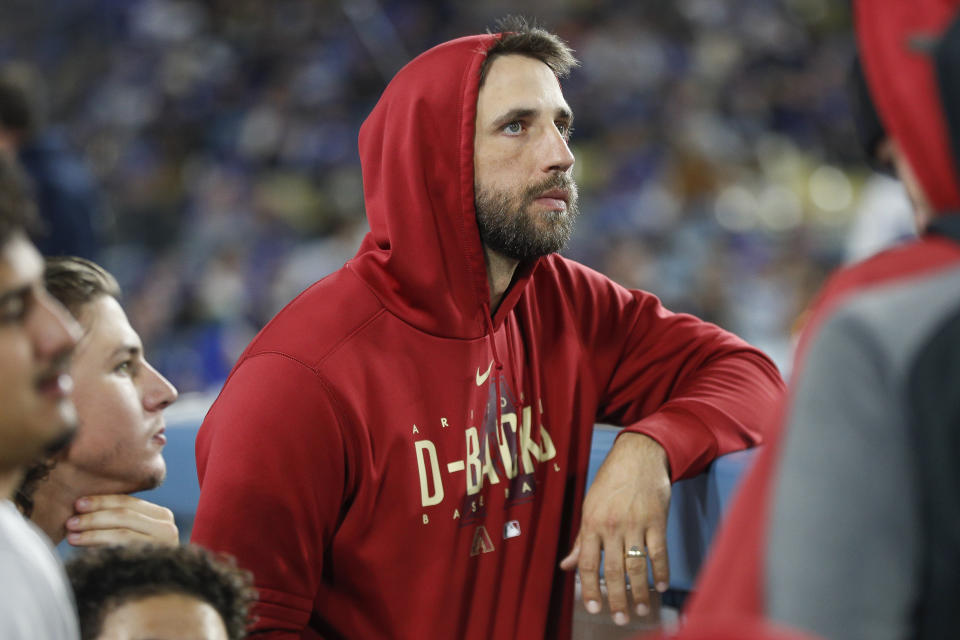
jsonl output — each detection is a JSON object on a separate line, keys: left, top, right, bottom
{"left": 503, "top": 520, "right": 521, "bottom": 539}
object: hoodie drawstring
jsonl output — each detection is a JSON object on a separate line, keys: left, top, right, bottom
{"left": 516, "top": 306, "right": 546, "bottom": 451}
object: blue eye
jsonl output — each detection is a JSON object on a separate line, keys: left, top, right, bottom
{"left": 503, "top": 121, "right": 523, "bottom": 135}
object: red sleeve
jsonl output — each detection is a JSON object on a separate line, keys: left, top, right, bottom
{"left": 597, "top": 291, "right": 784, "bottom": 481}
{"left": 191, "top": 352, "right": 348, "bottom": 636}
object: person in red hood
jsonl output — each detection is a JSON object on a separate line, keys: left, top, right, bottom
{"left": 677, "top": 2, "right": 960, "bottom": 639}
{"left": 189, "top": 16, "right": 784, "bottom": 639}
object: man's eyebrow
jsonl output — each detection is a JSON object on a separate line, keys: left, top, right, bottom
{"left": 108, "top": 344, "right": 142, "bottom": 360}
{"left": 490, "top": 106, "right": 575, "bottom": 128}
{"left": 491, "top": 108, "right": 538, "bottom": 128}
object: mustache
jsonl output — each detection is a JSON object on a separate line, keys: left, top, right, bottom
{"left": 522, "top": 173, "right": 577, "bottom": 204}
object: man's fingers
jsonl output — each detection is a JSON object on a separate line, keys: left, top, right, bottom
{"left": 559, "top": 538, "right": 580, "bottom": 571}
{"left": 646, "top": 525, "right": 670, "bottom": 593}
{"left": 577, "top": 533, "right": 603, "bottom": 615}
{"left": 76, "top": 494, "right": 173, "bottom": 520}
{"left": 603, "top": 537, "right": 630, "bottom": 625}
{"left": 66, "top": 527, "right": 153, "bottom": 548}
{"left": 67, "top": 506, "right": 179, "bottom": 545}
{"left": 624, "top": 540, "right": 650, "bottom": 616}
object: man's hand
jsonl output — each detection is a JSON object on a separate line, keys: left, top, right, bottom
{"left": 560, "top": 432, "right": 671, "bottom": 626}
{"left": 65, "top": 494, "right": 179, "bottom": 547}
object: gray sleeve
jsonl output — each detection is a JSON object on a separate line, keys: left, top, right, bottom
{"left": 766, "top": 310, "right": 920, "bottom": 640}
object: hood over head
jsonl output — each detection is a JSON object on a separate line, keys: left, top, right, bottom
{"left": 349, "top": 33, "right": 542, "bottom": 338}
{"left": 856, "top": 0, "right": 960, "bottom": 214}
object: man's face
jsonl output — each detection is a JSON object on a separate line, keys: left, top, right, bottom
{"left": 474, "top": 54, "right": 579, "bottom": 260}
{"left": 0, "top": 234, "right": 79, "bottom": 473}
{"left": 96, "top": 593, "right": 228, "bottom": 640}
{"left": 65, "top": 295, "right": 177, "bottom": 494}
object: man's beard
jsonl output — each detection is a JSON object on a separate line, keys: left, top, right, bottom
{"left": 475, "top": 173, "right": 579, "bottom": 261}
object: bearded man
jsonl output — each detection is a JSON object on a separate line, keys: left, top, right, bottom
{"left": 191, "top": 17, "right": 784, "bottom": 639}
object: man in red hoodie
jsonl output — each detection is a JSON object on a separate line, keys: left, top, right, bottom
{"left": 191, "top": 17, "right": 784, "bottom": 638}
{"left": 679, "top": 2, "right": 960, "bottom": 639}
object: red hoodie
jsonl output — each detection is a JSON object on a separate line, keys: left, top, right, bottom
{"left": 683, "top": 1, "right": 960, "bottom": 637}
{"left": 191, "top": 33, "right": 783, "bottom": 639}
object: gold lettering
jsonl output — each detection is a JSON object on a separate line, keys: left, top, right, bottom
{"left": 539, "top": 419, "right": 557, "bottom": 461}
{"left": 414, "top": 440, "right": 444, "bottom": 507}
{"left": 554, "top": 462, "right": 561, "bottom": 472}
{"left": 522, "top": 481, "right": 533, "bottom": 493}
{"left": 500, "top": 396, "right": 508, "bottom": 409}
{"left": 519, "top": 407, "right": 537, "bottom": 474}
{"left": 480, "top": 430, "right": 500, "bottom": 487}
{"left": 453, "top": 509, "right": 460, "bottom": 519}
{"left": 519, "top": 407, "right": 557, "bottom": 474}
{"left": 471, "top": 501, "right": 477, "bottom": 513}
{"left": 465, "top": 427, "right": 482, "bottom": 495}
{"left": 422, "top": 514, "right": 429, "bottom": 524}
{"left": 497, "top": 412, "right": 519, "bottom": 479}
{"left": 412, "top": 424, "right": 419, "bottom": 435}
{"left": 441, "top": 417, "right": 449, "bottom": 428}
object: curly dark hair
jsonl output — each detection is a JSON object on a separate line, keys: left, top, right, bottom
{"left": 66, "top": 544, "right": 256, "bottom": 640}
{"left": 13, "top": 457, "right": 56, "bottom": 517}
{"left": 479, "top": 15, "right": 579, "bottom": 87}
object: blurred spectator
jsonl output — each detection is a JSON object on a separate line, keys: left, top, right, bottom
{"left": 0, "top": 1, "right": 868, "bottom": 390}
{"left": 0, "top": 63, "right": 104, "bottom": 260}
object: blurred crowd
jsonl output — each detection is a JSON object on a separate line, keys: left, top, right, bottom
{"left": 0, "top": 0, "right": 888, "bottom": 392}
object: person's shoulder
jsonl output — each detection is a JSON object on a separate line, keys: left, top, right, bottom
{"left": 800, "top": 237, "right": 960, "bottom": 371}
{"left": 242, "top": 266, "right": 384, "bottom": 367}
{"left": 816, "top": 236, "right": 960, "bottom": 318}
{"left": 532, "top": 254, "right": 655, "bottom": 305}
{"left": 535, "top": 254, "right": 621, "bottom": 292}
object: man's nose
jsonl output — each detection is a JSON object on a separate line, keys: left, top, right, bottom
{"left": 540, "top": 126, "right": 575, "bottom": 174}
{"left": 142, "top": 361, "right": 179, "bottom": 412}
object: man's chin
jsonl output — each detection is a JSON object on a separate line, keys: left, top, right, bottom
{"left": 42, "top": 418, "right": 77, "bottom": 459}
{"left": 135, "top": 465, "right": 166, "bottom": 493}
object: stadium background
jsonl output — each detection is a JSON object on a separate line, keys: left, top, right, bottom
{"left": 1, "top": 0, "right": 901, "bottom": 398}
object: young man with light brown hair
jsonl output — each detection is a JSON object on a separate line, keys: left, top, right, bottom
{"left": 16, "top": 255, "right": 179, "bottom": 548}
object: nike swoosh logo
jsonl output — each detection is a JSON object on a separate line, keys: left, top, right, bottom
{"left": 476, "top": 360, "right": 494, "bottom": 386}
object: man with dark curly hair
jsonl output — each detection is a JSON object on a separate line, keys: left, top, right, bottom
{"left": 0, "top": 153, "right": 81, "bottom": 638}
{"left": 66, "top": 544, "right": 255, "bottom": 640}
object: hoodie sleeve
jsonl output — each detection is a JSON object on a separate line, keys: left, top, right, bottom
{"left": 593, "top": 285, "right": 784, "bottom": 482}
{"left": 191, "top": 352, "right": 347, "bottom": 636}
